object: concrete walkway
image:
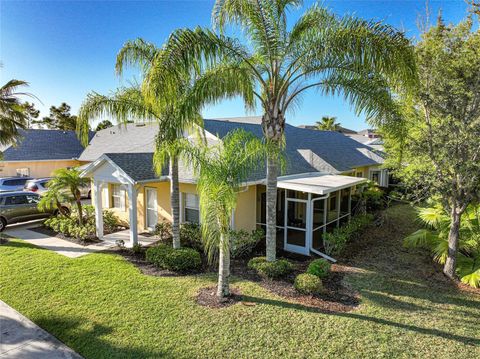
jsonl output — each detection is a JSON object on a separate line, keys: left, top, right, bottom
{"left": 0, "top": 300, "right": 82, "bottom": 359}
{"left": 4, "top": 221, "right": 159, "bottom": 258}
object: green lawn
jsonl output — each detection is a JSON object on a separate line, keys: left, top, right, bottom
{"left": 1, "top": 205, "right": 479, "bottom": 358}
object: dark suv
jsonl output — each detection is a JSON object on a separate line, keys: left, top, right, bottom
{"left": 0, "top": 191, "right": 66, "bottom": 231}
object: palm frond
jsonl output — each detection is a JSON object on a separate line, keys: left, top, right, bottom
{"left": 116, "top": 38, "right": 159, "bottom": 76}
{"left": 77, "top": 87, "right": 158, "bottom": 146}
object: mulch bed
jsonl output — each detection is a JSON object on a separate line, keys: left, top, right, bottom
{"left": 197, "top": 286, "right": 243, "bottom": 308}
{"left": 111, "top": 242, "right": 360, "bottom": 312}
{"left": 114, "top": 248, "right": 184, "bottom": 277}
{"left": 29, "top": 226, "right": 101, "bottom": 246}
{"left": 231, "top": 258, "right": 360, "bottom": 312}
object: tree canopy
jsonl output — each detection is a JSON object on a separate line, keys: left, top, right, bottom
{"left": 382, "top": 15, "right": 480, "bottom": 279}
{"left": 33, "top": 102, "right": 79, "bottom": 130}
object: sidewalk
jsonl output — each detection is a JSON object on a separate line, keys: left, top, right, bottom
{"left": 0, "top": 300, "right": 83, "bottom": 359}
{"left": 4, "top": 221, "right": 158, "bottom": 258}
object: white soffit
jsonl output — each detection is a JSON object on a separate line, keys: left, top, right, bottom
{"left": 277, "top": 173, "right": 367, "bottom": 195}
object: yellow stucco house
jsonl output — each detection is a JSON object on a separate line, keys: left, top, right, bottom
{"left": 0, "top": 129, "right": 94, "bottom": 178}
{"left": 81, "top": 117, "right": 388, "bottom": 259}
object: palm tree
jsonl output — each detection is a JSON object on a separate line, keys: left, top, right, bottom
{"left": 404, "top": 201, "right": 480, "bottom": 288}
{"left": 39, "top": 168, "right": 90, "bottom": 225}
{"left": 181, "top": 129, "right": 266, "bottom": 298}
{"left": 315, "top": 116, "right": 340, "bottom": 131}
{"left": 149, "top": 1, "right": 416, "bottom": 262}
{"left": 0, "top": 79, "right": 30, "bottom": 145}
{"left": 78, "top": 39, "right": 249, "bottom": 248}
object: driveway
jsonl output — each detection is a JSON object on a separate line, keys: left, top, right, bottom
{"left": 0, "top": 300, "right": 82, "bottom": 358}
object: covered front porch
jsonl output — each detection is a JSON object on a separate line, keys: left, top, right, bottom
{"left": 256, "top": 173, "right": 366, "bottom": 261}
{"left": 81, "top": 153, "right": 169, "bottom": 248}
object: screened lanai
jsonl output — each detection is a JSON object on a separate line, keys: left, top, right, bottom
{"left": 256, "top": 173, "right": 366, "bottom": 261}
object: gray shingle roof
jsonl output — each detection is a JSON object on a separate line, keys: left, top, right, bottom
{"left": 86, "top": 118, "right": 384, "bottom": 183}
{"left": 203, "top": 119, "right": 383, "bottom": 175}
{"left": 79, "top": 123, "right": 157, "bottom": 162}
{"left": 2, "top": 129, "right": 94, "bottom": 161}
{"left": 104, "top": 153, "right": 168, "bottom": 182}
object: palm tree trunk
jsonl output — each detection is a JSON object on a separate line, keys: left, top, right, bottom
{"left": 217, "top": 231, "right": 231, "bottom": 298}
{"left": 76, "top": 198, "right": 83, "bottom": 226}
{"left": 266, "top": 152, "right": 278, "bottom": 262}
{"left": 170, "top": 156, "right": 181, "bottom": 249}
{"left": 444, "top": 206, "right": 462, "bottom": 279}
{"left": 263, "top": 109, "right": 285, "bottom": 262}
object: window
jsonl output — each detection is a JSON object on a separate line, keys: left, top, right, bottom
{"left": 111, "top": 185, "right": 126, "bottom": 210}
{"left": 5, "top": 195, "right": 28, "bottom": 205}
{"left": 26, "top": 194, "right": 40, "bottom": 204}
{"left": 16, "top": 168, "right": 30, "bottom": 177}
{"left": 356, "top": 171, "right": 363, "bottom": 178}
{"left": 183, "top": 193, "right": 199, "bottom": 223}
{"left": 370, "top": 171, "right": 380, "bottom": 184}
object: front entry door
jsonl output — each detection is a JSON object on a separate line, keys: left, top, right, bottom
{"left": 145, "top": 188, "right": 158, "bottom": 231}
{"left": 284, "top": 198, "right": 310, "bottom": 255}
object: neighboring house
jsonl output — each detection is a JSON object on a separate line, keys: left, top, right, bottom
{"left": 81, "top": 117, "right": 388, "bottom": 258}
{"left": 357, "top": 128, "right": 380, "bottom": 139}
{"left": 346, "top": 134, "right": 384, "bottom": 151}
{"left": 0, "top": 129, "right": 95, "bottom": 178}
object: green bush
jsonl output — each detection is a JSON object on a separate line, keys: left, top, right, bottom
{"left": 247, "top": 256, "right": 293, "bottom": 279}
{"left": 323, "top": 229, "right": 348, "bottom": 256}
{"left": 103, "top": 210, "right": 120, "bottom": 233}
{"left": 323, "top": 214, "right": 374, "bottom": 256}
{"left": 306, "top": 259, "right": 331, "bottom": 279}
{"left": 131, "top": 243, "right": 143, "bottom": 254}
{"left": 294, "top": 273, "right": 324, "bottom": 295}
{"left": 44, "top": 216, "right": 96, "bottom": 241}
{"left": 230, "top": 228, "right": 264, "bottom": 258}
{"left": 180, "top": 222, "right": 203, "bottom": 251}
{"left": 154, "top": 221, "right": 173, "bottom": 241}
{"left": 146, "top": 244, "right": 202, "bottom": 272}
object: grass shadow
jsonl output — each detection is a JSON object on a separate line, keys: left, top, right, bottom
{"left": 240, "top": 294, "right": 480, "bottom": 347}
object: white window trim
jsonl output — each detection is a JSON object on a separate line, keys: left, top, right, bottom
{"left": 181, "top": 192, "right": 200, "bottom": 224}
{"left": 112, "top": 184, "right": 126, "bottom": 211}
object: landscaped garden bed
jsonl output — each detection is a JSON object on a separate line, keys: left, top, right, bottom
{"left": 30, "top": 205, "right": 127, "bottom": 246}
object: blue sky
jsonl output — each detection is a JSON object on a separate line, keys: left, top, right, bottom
{"left": 1, "top": 0, "right": 470, "bottom": 130}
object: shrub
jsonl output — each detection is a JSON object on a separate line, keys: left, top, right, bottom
{"left": 247, "top": 256, "right": 293, "bottom": 279}
{"left": 306, "top": 259, "right": 331, "bottom": 279}
{"left": 294, "top": 273, "right": 324, "bottom": 295}
{"left": 146, "top": 244, "right": 202, "bottom": 272}
{"left": 103, "top": 210, "right": 120, "bottom": 233}
{"left": 323, "top": 214, "right": 374, "bottom": 256}
{"left": 230, "top": 228, "right": 264, "bottom": 258}
{"left": 131, "top": 243, "right": 143, "bottom": 254}
{"left": 44, "top": 216, "right": 96, "bottom": 241}
{"left": 323, "top": 229, "right": 348, "bottom": 256}
{"left": 154, "top": 221, "right": 172, "bottom": 241}
{"left": 180, "top": 222, "right": 203, "bottom": 251}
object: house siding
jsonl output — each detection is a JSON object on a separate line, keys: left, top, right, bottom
{"left": 0, "top": 160, "right": 84, "bottom": 178}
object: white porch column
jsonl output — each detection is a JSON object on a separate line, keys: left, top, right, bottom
{"left": 128, "top": 184, "right": 138, "bottom": 246}
{"left": 94, "top": 179, "right": 103, "bottom": 239}
{"left": 348, "top": 188, "right": 352, "bottom": 221}
{"left": 336, "top": 190, "right": 341, "bottom": 228}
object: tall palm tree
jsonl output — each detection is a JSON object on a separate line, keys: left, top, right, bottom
{"left": 0, "top": 79, "right": 30, "bottom": 145}
{"left": 39, "top": 168, "right": 90, "bottom": 225}
{"left": 78, "top": 39, "right": 250, "bottom": 248}
{"left": 315, "top": 116, "right": 340, "bottom": 131}
{"left": 147, "top": 0, "right": 417, "bottom": 262}
{"left": 181, "top": 129, "right": 266, "bottom": 298}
